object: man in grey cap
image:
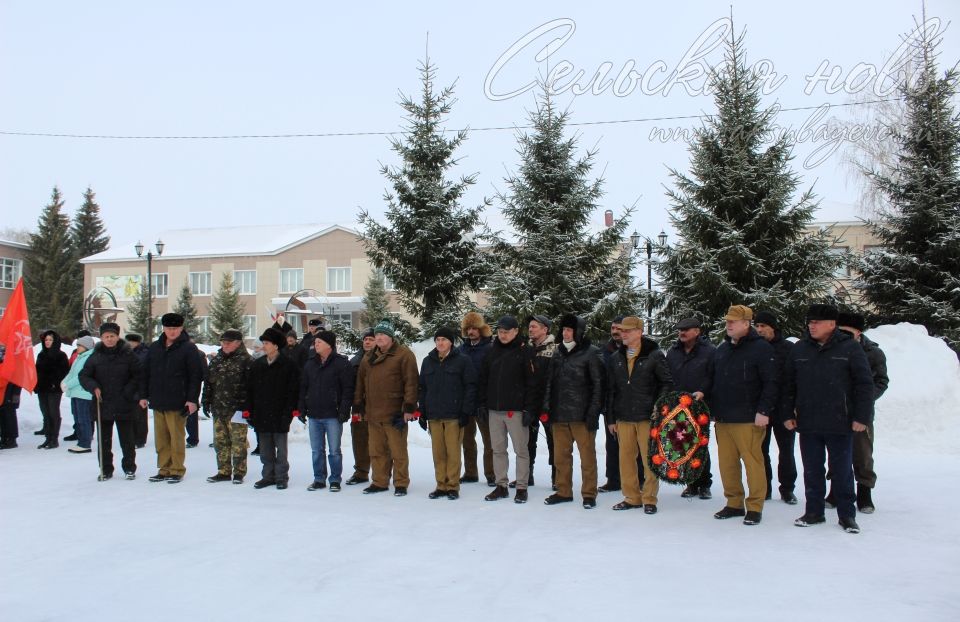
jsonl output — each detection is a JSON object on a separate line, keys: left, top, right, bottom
{"left": 665, "top": 317, "right": 716, "bottom": 499}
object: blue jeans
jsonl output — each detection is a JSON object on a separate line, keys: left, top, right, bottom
{"left": 308, "top": 417, "right": 343, "bottom": 483}
{"left": 71, "top": 398, "right": 93, "bottom": 449}
{"left": 799, "top": 432, "right": 855, "bottom": 520}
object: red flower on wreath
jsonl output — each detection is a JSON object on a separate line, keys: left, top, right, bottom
{"left": 691, "top": 458, "right": 702, "bottom": 469}
{"left": 697, "top": 414, "right": 709, "bottom": 426}
{"left": 699, "top": 437, "right": 709, "bottom": 447}
{"left": 679, "top": 394, "right": 693, "bottom": 408}
{"left": 652, "top": 454, "right": 664, "bottom": 466}
{"left": 667, "top": 468, "right": 680, "bottom": 480}
{"left": 650, "top": 427, "right": 659, "bottom": 439}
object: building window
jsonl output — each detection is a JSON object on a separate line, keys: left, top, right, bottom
{"left": 828, "top": 246, "right": 851, "bottom": 279}
{"left": 151, "top": 273, "right": 169, "bottom": 298}
{"left": 279, "top": 268, "right": 303, "bottom": 294}
{"left": 0, "top": 307, "right": 5, "bottom": 318}
{"left": 234, "top": 270, "right": 257, "bottom": 295}
{"left": 326, "top": 312, "right": 353, "bottom": 330}
{"left": 197, "top": 316, "right": 210, "bottom": 340}
{"left": 242, "top": 315, "right": 257, "bottom": 338}
{"left": 0, "top": 257, "right": 23, "bottom": 289}
{"left": 327, "top": 267, "right": 351, "bottom": 293}
{"left": 377, "top": 269, "right": 395, "bottom": 292}
{"left": 189, "top": 271, "right": 212, "bottom": 296}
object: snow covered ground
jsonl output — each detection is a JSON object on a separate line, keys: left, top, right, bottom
{"left": 2, "top": 324, "right": 958, "bottom": 621}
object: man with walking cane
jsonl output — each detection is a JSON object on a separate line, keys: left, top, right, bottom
{"left": 79, "top": 323, "right": 142, "bottom": 481}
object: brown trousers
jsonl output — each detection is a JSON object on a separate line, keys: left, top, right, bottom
{"left": 618, "top": 421, "right": 659, "bottom": 506}
{"left": 368, "top": 421, "right": 410, "bottom": 488}
{"left": 429, "top": 420, "right": 464, "bottom": 492}
{"left": 715, "top": 422, "right": 766, "bottom": 513}
{"left": 461, "top": 415, "right": 494, "bottom": 480}
{"left": 551, "top": 422, "right": 598, "bottom": 499}
{"left": 154, "top": 409, "right": 187, "bottom": 477}
{"left": 350, "top": 420, "right": 370, "bottom": 477}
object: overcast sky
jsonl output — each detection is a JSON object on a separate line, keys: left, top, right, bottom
{"left": 2, "top": 1, "right": 958, "bottom": 251}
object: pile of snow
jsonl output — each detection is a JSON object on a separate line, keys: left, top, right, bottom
{"left": 867, "top": 323, "right": 960, "bottom": 454}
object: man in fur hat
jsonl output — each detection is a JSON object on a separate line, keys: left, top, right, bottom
{"left": 458, "top": 311, "right": 494, "bottom": 486}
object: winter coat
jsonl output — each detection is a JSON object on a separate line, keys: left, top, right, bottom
{"left": 140, "top": 331, "right": 203, "bottom": 411}
{"left": 418, "top": 347, "right": 477, "bottom": 422}
{"left": 780, "top": 329, "right": 875, "bottom": 434}
{"left": 35, "top": 330, "right": 69, "bottom": 394}
{"left": 299, "top": 351, "right": 355, "bottom": 421}
{"left": 861, "top": 334, "right": 889, "bottom": 401}
{"left": 353, "top": 342, "right": 419, "bottom": 423}
{"left": 710, "top": 328, "right": 777, "bottom": 424}
{"left": 765, "top": 332, "right": 794, "bottom": 422}
{"left": 665, "top": 335, "right": 716, "bottom": 397}
{"left": 247, "top": 353, "right": 300, "bottom": 433}
{"left": 606, "top": 337, "right": 673, "bottom": 423}
{"left": 477, "top": 335, "right": 536, "bottom": 414}
{"left": 542, "top": 317, "right": 605, "bottom": 426}
{"left": 3, "top": 382, "right": 22, "bottom": 409}
{"left": 459, "top": 336, "right": 493, "bottom": 373}
{"left": 131, "top": 342, "right": 149, "bottom": 364}
{"left": 62, "top": 349, "right": 93, "bottom": 400}
{"left": 282, "top": 343, "right": 308, "bottom": 369}
{"left": 202, "top": 347, "right": 252, "bottom": 416}
{"left": 79, "top": 341, "right": 142, "bottom": 419}
{"left": 528, "top": 335, "right": 558, "bottom": 414}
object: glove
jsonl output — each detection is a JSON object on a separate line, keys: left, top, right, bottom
{"left": 391, "top": 413, "right": 406, "bottom": 431}
{"left": 351, "top": 413, "right": 361, "bottom": 424}
{"left": 522, "top": 411, "right": 534, "bottom": 427}
{"left": 539, "top": 412, "right": 549, "bottom": 423}
{"left": 458, "top": 414, "right": 468, "bottom": 428}
{"left": 476, "top": 407, "right": 488, "bottom": 424}
{"left": 586, "top": 415, "right": 599, "bottom": 432}
{"left": 418, "top": 417, "right": 428, "bottom": 431}
{"left": 180, "top": 408, "right": 190, "bottom": 419}
{"left": 338, "top": 412, "right": 349, "bottom": 424}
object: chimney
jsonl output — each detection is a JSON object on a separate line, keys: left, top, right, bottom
{"left": 604, "top": 209, "right": 614, "bottom": 228}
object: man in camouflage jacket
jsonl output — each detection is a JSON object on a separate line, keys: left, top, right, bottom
{"left": 202, "top": 330, "right": 252, "bottom": 483}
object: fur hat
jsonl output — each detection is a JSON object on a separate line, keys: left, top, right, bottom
{"left": 461, "top": 311, "right": 492, "bottom": 338}
{"left": 806, "top": 304, "right": 839, "bottom": 322}
{"left": 837, "top": 312, "right": 866, "bottom": 332}
{"left": 99, "top": 322, "right": 121, "bottom": 336}
{"left": 161, "top": 313, "right": 185, "bottom": 327}
{"left": 259, "top": 327, "right": 285, "bottom": 348}
{"left": 124, "top": 333, "right": 143, "bottom": 343}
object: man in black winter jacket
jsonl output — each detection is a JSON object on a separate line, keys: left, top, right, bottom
{"left": 754, "top": 311, "right": 798, "bottom": 505}
{"left": 782, "top": 305, "right": 874, "bottom": 534}
{"left": 459, "top": 311, "right": 494, "bottom": 485}
{"left": 248, "top": 328, "right": 300, "bottom": 489}
{"left": 299, "top": 330, "right": 354, "bottom": 491}
{"left": 666, "top": 317, "right": 716, "bottom": 500}
{"left": 79, "top": 323, "right": 142, "bottom": 480}
{"left": 345, "top": 328, "right": 376, "bottom": 485}
{"left": 125, "top": 334, "right": 150, "bottom": 448}
{"left": 418, "top": 326, "right": 476, "bottom": 500}
{"left": 710, "top": 306, "right": 776, "bottom": 526}
{"left": 139, "top": 313, "right": 203, "bottom": 483}
{"left": 835, "top": 312, "right": 889, "bottom": 514}
{"left": 477, "top": 316, "right": 536, "bottom": 503}
{"left": 606, "top": 317, "right": 672, "bottom": 513}
{"left": 542, "top": 314, "right": 604, "bottom": 509}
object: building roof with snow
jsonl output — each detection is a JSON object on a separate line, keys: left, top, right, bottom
{"left": 81, "top": 223, "right": 359, "bottom": 263}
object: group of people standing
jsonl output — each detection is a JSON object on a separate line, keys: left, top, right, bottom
{"left": 1, "top": 301, "right": 887, "bottom": 535}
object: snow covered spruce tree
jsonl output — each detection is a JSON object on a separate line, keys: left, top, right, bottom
{"left": 125, "top": 282, "right": 154, "bottom": 340}
{"left": 358, "top": 59, "right": 488, "bottom": 338}
{"left": 857, "top": 23, "right": 960, "bottom": 353}
{"left": 24, "top": 186, "right": 79, "bottom": 336}
{"left": 485, "top": 93, "right": 641, "bottom": 339}
{"left": 208, "top": 272, "right": 245, "bottom": 337}
{"left": 657, "top": 25, "right": 839, "bottom": 337}
{"left": 172, "top": 281, "right": 203, "bottom": 341}
{"left": 69, "top": 187, "right": 110, "bottom": 329}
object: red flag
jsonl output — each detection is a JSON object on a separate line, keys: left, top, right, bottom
{"left": 0, "top": 278, "right": 37, "bottom": 394}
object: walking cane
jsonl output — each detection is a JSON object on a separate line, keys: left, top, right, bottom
{"left": 96, "top": 395, "right": 106, "bottom": 482}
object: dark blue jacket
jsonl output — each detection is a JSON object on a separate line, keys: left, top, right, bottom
{"left": 459, "top": 336, "right": 492, "bottom": 373}
{"left": 418, "top": 347, "right": 477, "bottom": 422}
{"left": 780, "top": 329, "right": 875, "bottom": 434}
{"left": 766, "top": 332, "right": 794, "bottom": 422}
{"left": 665, "top": 335, "right": 716, "bottom": 397}
{"left": 247, "top": 354, "right": 300, "bottom": 433}
{"left": 710, "top": 328, "right": 776, "bottom": 424}
{"left": 606, "top": 337, "right": 673, "bottom": 423}
{"left": 299, "top": 351, "right": 354, "bottom": 421}
{"left": 140, "top": 331, "right": 203, "bottom": 411}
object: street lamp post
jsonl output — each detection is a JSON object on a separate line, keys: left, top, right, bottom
{"left": 135, "top": 239, "right": 164, "bottom": 341}
{"left": 631, "top": 230, "right": 668, "bottom": 326}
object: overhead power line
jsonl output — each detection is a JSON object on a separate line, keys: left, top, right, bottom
{"left": 0, "top": 98, "right": 900, "bottom": 140}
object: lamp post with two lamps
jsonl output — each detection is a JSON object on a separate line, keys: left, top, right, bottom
{"left": 135, "top": 239, "right": 164, "bottom": 342}
{"left": 631, "top": 230, "right": 668, "bottom": 325}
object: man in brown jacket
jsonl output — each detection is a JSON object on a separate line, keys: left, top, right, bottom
{"left": 353, "top": 320, "right": 419, "bottom": 496}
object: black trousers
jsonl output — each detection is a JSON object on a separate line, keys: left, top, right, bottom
{"left": 0, "top": 404, "right": 18, "bottom": 442}
{"left": 186, "top": 412, "right": 199, "bottom": 445}
{"left": 762, "top": 423, "right": 798, "bottom": 496}
{"left": 38, "top": 392, "right": 63, "bottom": 443}
{"left": 97, "top": 418, "right": 137, "bottom": 475}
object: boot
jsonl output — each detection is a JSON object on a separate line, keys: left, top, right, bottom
{"left": 485, "top": 485, "right": 509, "bottom": 501}
{"left": 857, "top": 485, "right": 875, "bottom": 514}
